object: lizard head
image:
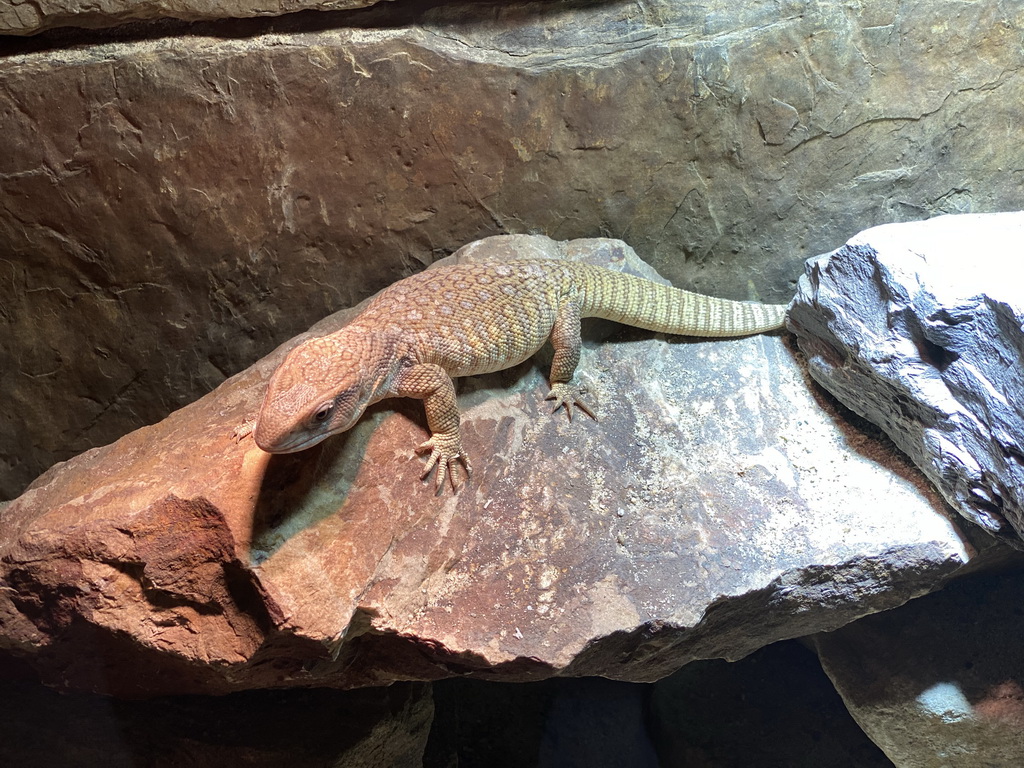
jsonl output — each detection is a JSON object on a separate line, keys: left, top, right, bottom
{"left": 253, "top": 328, "right": 378, "bottom": 454}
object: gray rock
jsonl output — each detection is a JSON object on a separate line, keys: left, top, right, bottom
{"left": 4, "top": 0, "right": 1023, "bottom": 499}
{"left": 0, "top": 0, "right": 386, "bottom": 36}
{"left": 814, "top": 570, "right": 1024, "bottom": 768}
{"left": 0, "top": 236, "right": 985, "bottom": 696}
{"left": 788, "top": 212, "right": 1024, "bottom": 546}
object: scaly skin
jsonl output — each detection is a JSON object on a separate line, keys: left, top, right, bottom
{"left": 241, "top": 259, "right": 788, "bottom": 492}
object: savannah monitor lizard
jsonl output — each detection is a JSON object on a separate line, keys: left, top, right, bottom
{"left": 239, "top": 258, "right": 788, "bottom": 492}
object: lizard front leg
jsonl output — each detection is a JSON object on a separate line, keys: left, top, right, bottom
{"left": 545, "top": 298, "right": 597, "bottom": 420}
{"left": 394, "top": 363, "right": 472, "bottom": 493}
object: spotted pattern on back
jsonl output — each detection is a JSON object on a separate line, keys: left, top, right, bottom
{"left": 354, "top": 261, "right": 580, "bottom": 376}
{"left": 352, "top": 259, "right": 787, "bottom": 377}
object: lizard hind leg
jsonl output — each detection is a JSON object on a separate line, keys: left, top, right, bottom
{"left": 544, "top": 298, "right": 598, "bottom": 421}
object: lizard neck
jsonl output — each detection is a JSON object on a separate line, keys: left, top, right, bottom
{"left": 353, "top": 322, "right": 410, "bottom": 404}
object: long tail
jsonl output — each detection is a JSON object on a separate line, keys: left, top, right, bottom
{"left": 574, "top": 263, "right": 787, "bottom": 337}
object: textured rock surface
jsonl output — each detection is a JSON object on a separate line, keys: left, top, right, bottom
{"left": 3, "top": 0, "right": 1023, "bottom": 499}
{"left": 788, "top": 212, "right": 1024, "bottom": 546}
{"left": 0, "top": 236, "right": 984, "bottom": 697}
{"left": 0, "top": 0, "right": 385, "bottom": 36}
{"left": 814, "top": 570, "right": 1024, "bottom": 768}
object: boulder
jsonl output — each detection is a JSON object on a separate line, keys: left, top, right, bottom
{"left": 4, "top": 0, "right": 1022, "bottom": 499}
{"left": 814, "top": 569, "right": 1024, "bottom": 768}
{"left": 0, "top": 236, "right": 984, "bottom": 697}
{"left": 788, "top": 212, "right": 1024, "bottom": 546}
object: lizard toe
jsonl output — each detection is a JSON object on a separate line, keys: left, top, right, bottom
{"left": 416, "top": 434, "right": 470, "bottom": 493}
{"left": 544, "top": 383, "right": 597, "bottom": 421}
{"left": 231, "top": 420, "right": 255, "bottom": 442}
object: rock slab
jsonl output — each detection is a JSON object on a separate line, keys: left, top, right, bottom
{"left": 0, "top": 236, "right": 979, "bottom": 697}
{"left": 788, "top": 212, "right": 1024, "bottom": 546}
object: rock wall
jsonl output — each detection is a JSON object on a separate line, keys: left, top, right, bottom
{"left": 3, "top": 0, "right": 1022, "bottom": 499}
{"left": 0, "top": 0, "right": 385, "bottom": 36}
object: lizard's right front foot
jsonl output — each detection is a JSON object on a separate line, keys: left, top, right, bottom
{"left": 415, "top": 432, "right": 473, "bottom": 494}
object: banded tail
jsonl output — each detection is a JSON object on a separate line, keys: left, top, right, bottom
{"left": 575, "top": 263, "right": 788, "bottom": 337}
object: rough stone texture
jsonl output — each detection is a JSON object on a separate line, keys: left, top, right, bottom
{"left": 0, "top": 236, "right": 987, "bottom": 697}
{"left": 3, "top": 0, "right": 1023, "bottom": 500}
{"left": 0, "top": 658, "right": 433, "bottom": 766}
{"left": 814, "top": 570, "right": 1024, "bottom": 768}
{"left": 0, "top": 0, "right": 386, "bottom": 36}
{"left": 788, "top": 213, "right": 1024, "bottom": 547}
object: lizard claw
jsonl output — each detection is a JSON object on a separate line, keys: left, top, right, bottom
{"left": 545, "top": 382, "right": 597, "bottom": 421}
{"left": 232, "top": 420, "right": 255, "bottom": 442}
{"left": 416, "top": 432, "right": 473, "bottom": 494}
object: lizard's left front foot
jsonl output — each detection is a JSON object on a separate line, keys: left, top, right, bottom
{"left": 545, "top": 382, "right": 597, "bottom": 421}
{"left": 416, "top": 432, "right": 473, "bottom": 494}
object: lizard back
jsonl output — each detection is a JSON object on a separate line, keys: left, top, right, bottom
{"left": 353, "top": 260, "right": 570, "bottom": 377}
{"left": 350, "top": 259, "right": 786, "bottom": 378}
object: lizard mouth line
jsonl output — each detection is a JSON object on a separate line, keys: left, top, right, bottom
{"left": 257, "top": 434, "right": 329, "bottom": 454}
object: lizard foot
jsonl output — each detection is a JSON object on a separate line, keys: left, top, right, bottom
{"left": 416, "top": 432, "right": 473, "bottom": 495}
{"left": 545, "top": 382, "right": 597, "bottom": 421}
{"left": 232, "top": 420, "right": 255, "bottom": 442}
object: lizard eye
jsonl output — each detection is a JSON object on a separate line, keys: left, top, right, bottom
{"left": 312, "top": 403, "right": 334, "bottom": 425}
